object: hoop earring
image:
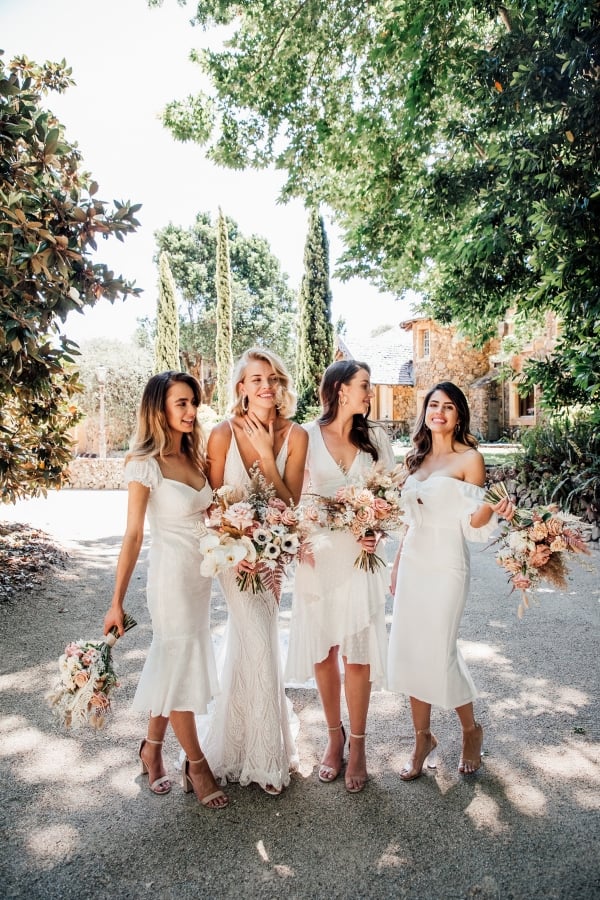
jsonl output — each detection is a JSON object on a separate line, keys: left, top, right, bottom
{"left": 241, "top": 394, "right": 249, "bottom": 413}
{"left": 339, "top": 394, "right": 347, "bottom": 407}
{"left": 454, "top": 423, "right": 460, "bottom": 435}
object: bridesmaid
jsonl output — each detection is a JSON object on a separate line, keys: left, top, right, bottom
{"left": 388, "top": 382, "right": 515, "bottom": 780}
{"left": 285, "top": 360, "right": 396, "bottom": 793}
{"left": 103, "top": 372, "right": 227, "bottom": 809}
{"left": 201, "top": 347, "right": 308, "bottom": 795}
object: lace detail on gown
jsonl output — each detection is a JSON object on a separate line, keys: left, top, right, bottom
{"left": 200, "top": 423, "right": 299, "bottom": 790}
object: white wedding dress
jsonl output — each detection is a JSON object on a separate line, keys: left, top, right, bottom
{"left": 285, "top": 422, "right": 395, "bottom": 690}
{"left": 125, "top": 457, "right": 219, "bottom": 717}
{"left": 387, "top": 475, "right": 498, "bottom": 709}
{"left": 200, "top": 424, "right": 299, "bottom": 792}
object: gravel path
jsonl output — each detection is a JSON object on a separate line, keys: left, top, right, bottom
{"left": 1, "top": 491, "right": 599, "bottom": 900}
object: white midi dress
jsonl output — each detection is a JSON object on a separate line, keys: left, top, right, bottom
{"left": 285, "top": 422, "right": 396, "bottom": 691}
{"left": 126, "top": 457, "right": 219, "bottom": 718}
{"left": 387, "top": 475, "right": 497, "bottom": 709}
{"left": 201, "top": 425, "right": 299, "bottom": 792}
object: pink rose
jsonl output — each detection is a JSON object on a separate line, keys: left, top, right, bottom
{"left": 265, "top": 508, "right": 282, "bottom": 525}
{"left": 281, "top": 507, "right": 299, "bottom": 526}
{"left": 74, "top": 671, "right": 89, "bottom": 688}
{"left": 90, "top": 692, "right": 110, "bottom": 708}
{"left": 65, "top": 643, "right": 83, "bottom": 658}
{"left": 372, "top": 497, "right": 392, "bottom": 520}
{"left": 355, "top": 507, "right": 376, "bottom": 528}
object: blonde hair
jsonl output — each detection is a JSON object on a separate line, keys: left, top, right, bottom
{"left": 230, "top": 347, "right": 296, "bottom": 418}
{"left": 127, "top": 371, "right": 206, "bottom": 470}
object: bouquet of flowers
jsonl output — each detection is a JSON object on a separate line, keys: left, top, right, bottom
{"left": 484, "top": 481, "right": 590, "bottom": 617}
{"left": 46, "top": 613, "right": 137, "bottom": 729}
{"left": 302, "top": 463, "right": 405, "bottom": 573}
{"left": 197, "top": 465, "right": 313, "bottom": 598}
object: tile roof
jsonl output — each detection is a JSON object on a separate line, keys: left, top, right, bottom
{"left": 337, "top": 326, "right": 414, "bottom": 385}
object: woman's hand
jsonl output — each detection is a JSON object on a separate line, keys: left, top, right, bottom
{"left": 237, "top": 558, "right": 258, "bottom": 575}
{"left": 489, "top": 497, "right": 517, "bottom": 521}
{"left": 103, "top": 605, "right": 124, "bottom": 637}
{"left": 243, "top": 412, "right": 276, "bottom": 461}
{"left": 358, "top": 530, "right": 378, "bottom": 553}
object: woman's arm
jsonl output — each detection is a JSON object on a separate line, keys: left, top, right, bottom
{"left": 103, "top": 481, "right": 149, "bottom": 636}
{"left": 463, "top": 448, "right": 515, "bottom": 527}
{"left": 206, "top": 421, "right": 232, "bottom": 490}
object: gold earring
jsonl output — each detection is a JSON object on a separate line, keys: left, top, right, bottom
{"left": 241, "top": 394, "right": 249, "bottom": 413}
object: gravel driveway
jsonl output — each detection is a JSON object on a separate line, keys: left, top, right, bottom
{"left": 1, "top": 490, "right": 599, "bottom": 900}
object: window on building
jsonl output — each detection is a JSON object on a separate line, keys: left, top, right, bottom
{"left": 419, "top": 329, "right": 430, "bottom": 358}
{"left": 518, "top": 389, "right": 535, "bottom": 417}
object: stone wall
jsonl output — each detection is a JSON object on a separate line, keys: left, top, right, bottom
{"left": 66, "top": 458, "right": 126, "bottom": 490}
{"left": 392, "top": 386, "right": 416, "bottom": 434}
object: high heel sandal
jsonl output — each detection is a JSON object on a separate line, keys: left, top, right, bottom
{"left": 399, "top": 729, "right": 438, "bottom": 782}
{"left": 182, "top": 755, "right": 229, "bottom": 809}
{"left": 458, "top": 723, "right": 483, "bottom": 775}
{"left": 138, "top": 738, "right": 172, "bottom": 795}
{"left": 318, "top": 721, "right": 347, "bottom": 783}
{"left": 345, "top": 732, "right": 368, "bottom": 794}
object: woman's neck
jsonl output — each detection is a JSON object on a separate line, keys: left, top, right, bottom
{"left": 323, "top": 412, "right": 354, "bottom": 438}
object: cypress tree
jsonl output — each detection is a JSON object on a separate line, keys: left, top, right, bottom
{"left": 215, "top": 207, "right": 233, "bottom": 415}
{"left": 154, "top": 252, "right": 180, "bottom": 373}
{"left": 296, "top": 208, "right": 334, "bottom": 419}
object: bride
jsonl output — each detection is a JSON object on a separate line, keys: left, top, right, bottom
{"left": 201, "top": 347, "right": 308, "bottom": 795}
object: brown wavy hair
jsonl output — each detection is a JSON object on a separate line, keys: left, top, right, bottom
{"left": 405, "top": 381, "right": 478, "bottom": 474}
{"left": 318, "top": 360, "right": 380, "bottom": 462}
{"left": 127, "top": 371, "right": 206, "bottom": 470}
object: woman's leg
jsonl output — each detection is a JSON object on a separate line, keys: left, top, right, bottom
{"left": 170, "top": 710, "right": 228, "bottom": 808}
{"left": 314, "top": 646, "right": 346, "bottom": 781}
{"left": 455, "top": 702, "right": 483, "bottom": 774}
{"left": 139, "top": 714, "right": 171, "bottom": 794}
{"left": 343, "top": 660, "right": 371, "bottom": 792}
{"left": 400, "top": 696, "right": 438, "bottom": 782}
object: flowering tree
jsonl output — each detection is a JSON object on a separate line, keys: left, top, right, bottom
{"left": 0, "top": 53, "right": 141, "bottom": 502}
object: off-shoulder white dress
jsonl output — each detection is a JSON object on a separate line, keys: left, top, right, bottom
{"left": 125, "top": 457, "right": 219, "bottom": 718}
{"left": 387, "top": 475, "right": 497, "bottom": 709}
{"left": 285, "top": 422, "right": 396, "bottom": 690}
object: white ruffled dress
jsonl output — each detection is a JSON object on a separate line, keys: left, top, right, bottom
{"left": 126, "top": 457, "right": 219, "bottom": 718}
{"left": 284, "top": 422, "right": 396, "bottom": 691}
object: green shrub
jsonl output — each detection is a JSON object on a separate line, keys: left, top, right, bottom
{"left": 498, "top": 415, "right": 600, "bottom": 518}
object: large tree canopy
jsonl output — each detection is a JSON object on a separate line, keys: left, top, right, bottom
{"left": 0, "top": 53, "right": 141, "bottom": 501}
{"left": 157, "top": 1, "right": 600, "bottom": 415}
{"left": 154, "top": 211, "right": 297, "bottom": 371}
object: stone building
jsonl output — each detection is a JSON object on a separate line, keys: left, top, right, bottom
{"left": 340, "top": 311, "right": 559, "bottom": 440}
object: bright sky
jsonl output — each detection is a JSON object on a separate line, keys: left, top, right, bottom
{"left": 2, "top": 0, "right": 412, "bottom": 345}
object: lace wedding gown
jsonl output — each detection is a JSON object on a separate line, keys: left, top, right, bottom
{"left": 125, "top": 457, "right": 219, "bottom": 717}
{"left": 201, "top": 424, "right": 299, "bottom": 792}
{"left": 387, "top": 475, "right": 498, "bottom": 709}
{"left": 285, "top": 422, "right": 396, "bottom": 690}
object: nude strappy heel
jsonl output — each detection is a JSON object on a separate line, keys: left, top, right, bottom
{"left": 458, "top": 723, "right": 483, "bottom": 775}
{"left": 182, "top": 755, "right": 229, "bottom": 809}
{"left": 318, "top": 721, "right": 347, "bottom": 783}
{"left": 345, "top": 732, "right": 368, "bottom": 793}
{"left": 399, "top": 729, "right": 438, "bottom": 782}
{"left": 138, "top": 738, "right": 172, "bottom": 795}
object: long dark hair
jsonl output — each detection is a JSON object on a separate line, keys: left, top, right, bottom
{"left": 405, "top": 381, "right": 477, "bottom": 474}
{"left": 318, "top": 360, "right": 379, "bottom": 462}
{"left": 127, "top": 371, "right": 205, "bottom": 469}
